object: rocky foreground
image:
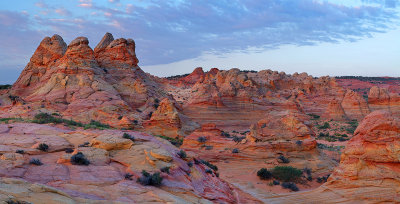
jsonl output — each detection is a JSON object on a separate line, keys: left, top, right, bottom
{"left": 0, "top": 33, "right": 399, "bottom": 203}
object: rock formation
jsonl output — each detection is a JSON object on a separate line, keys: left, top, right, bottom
{"left": 262, "top": 110, "right": 400, "bottom": 203}
{"left": 0, "top": 123, "right": 244, "bottom": 203}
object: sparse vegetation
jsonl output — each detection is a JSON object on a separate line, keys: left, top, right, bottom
{"left": 137, "top": 170, "right": 163, "bottom": 186}
{"left": 84, "top": 120, "right": 110, "bottom": 130}
{"left": 177, "top": 150, "right": 187, "bottom": 159}
{"left": 346, "top": 120, "right": 358, "bottom": 134}
{"left": 78, "top": 142, "right": 90, "bottom": 147}
{"left": 187, "top": 161, "right": 193, "bottom": 167}
{"left": 5, "top": 198, "right": 30, "bottom": 204}
{"left": 232, "top": 148, "right": 239, "bottom": 153}
{"left": 307, "top": 113, "right": 320, "bottom": 120}
{"left": 281, "top": 182, "right": 299, "bottom": 191}
{"left": 160, "top": 166, "right": 170, "bottom": 174}
{"left": 65, "top": 148, "right": 74, "bottom": 153}
{"left": 205, "top": 145, "right": 213, "bottom": 150}
{"left": 257, "top": 168, "right": 272, "bottom": 180}
{"left": 221, "top": 131, "right": 231, "bottom": 138}
{"left": 123, "top": 133, "right": 135, "bottom": 142}
{"left": 277, "top": 155, "right": 289, "bottom": 163}
{"left": 295, "top": 140, "right": 303, "bottom": 146}
{"left": 197, "top": 136, "right": 207, "bottom": 143}
{"left": 205, "top": 169, "right": 213, "bottom": 174}
{"left": 318, "top": 122, "right": 331, "bottom": 129}
{"left": 29, "top": 158, "right": 43, "bottom": 166}
{"left": 71, "top": 152, "right": 90, "bottom": 165}
{"left": 0, "top": 84, "right": 12, "bottom": 90}
{"left": 155, "top": 135, "right": 183, "bottom": 147}
{"left": 201, "top": 160, "right": 218, "bottom": 171}
{"left": 271, "top": 166, "right": 303, "bottom": 182}
{"left": 15, "top": 149, "right": 25, "bottom": 154}
{"left": 273, "top": 180, "right": 280, "bottom": 185}
{"left": 317, "top": 174, "right": 330, "bottom": 183}
{"left": 233, "top": 136, "right": 245, "bottom": 143}
{"left": 124, "top": 173, "right": 133, "bottom": 180}
{"left": 37, "top": 143, "right": 49, "bottom": 152}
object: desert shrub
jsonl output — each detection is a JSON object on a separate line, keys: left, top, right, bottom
{"left": 201, "top": 160, "right": 218, "bottom": 171}
{"left": 160, "top": 166, "right": 170, "bottom": 174}
{"left": 137, "top": 170, "right": 163, "bottom": 186}
{"left": 133, "top": 120, "right": 138, "bottom": 125}
{"left": 281, "top": 182, "right": 299, "bottom": 191}
{"left": 273, "top": 180, "right": 280, "bottom": 185}
{"left": 205, "top": 145, "right": 213, "bottom": 150}
{"left": 155, "top": 135, "right": 183, "bottom": 147}
{"left": 84, "top": 120, "right": 110, "bottom": 130}
{"left": 317, "top": 174, "right": 330, "bottom": 183}
{"left": 123, "top": 133, "right": 135, "bottom": 142}
{"left": 78, "top": 142, "right": 90, "bottom": 147}
{"left": 148, "top": 112, "right": 153, "bottom": 118}
{"left": 295, "top": 140, "right": 303, "bottom": 146}
{"left": 30, "top": 158, "right": 43, "bottom": 166}
{"left": 71, "top": 152, "right": 90, "bottom": 165}
{"left": 37, "top": 143, "right": 49, "bottom": 152}
{"left": 118, "top": 116, "right": 123, "bottom": 120}
{"left": 232, "top": 148, "right": 239, "bottom": 153}
{"left": 307, "top": 176, "right": 312, "bottom": 181}
{"left": 233, "top": 136, "right": 245, "bottom": 143}
{"left": 124, "top": 173, "right": 133, "bottom": 180}
{"left": 32, "top": 113, "right": 84, "bottom": 127}
{"left": 318, "top": 122, "right": 330, "bottom": 129}
{"left": 153, "top": 103, "right": 159, "bottom": 109}
{"left": 15, "top": 150, "right": 25, "bottom": 154}
{"left": 33, "top": 113, "right": 62, "bottom": 124}
{"left": 307, "top": 113, "right": 320, "bottom": 120}
{"left": 257, "top": 168, "right": 272, "bottom": 180}
{"left": 197, "top": 136, "right": 207, "bottom": 143}
{"left": 5, "top": 199, "right": 30, "bottom": 204}
{"left": 271, "top": 166, "right": 303, "bottom": 182}
{"left": 205, "top": 169, "right": 213, "bottom": 174}
{"left": 277, "top": 155, "right": 289, "bottom": 163}
{"left": 303, "top": 168, "right": 312, "bottom": 176}
{"left": 0, "top": 84, "right": 12, "bottom": 90}
{"left": 65, "top": 148, "right": 74, "bottom": 153}
{"left": 177, "top": 150, "right": 187, "bottom": 159}
{"left": 187, "top": 161, "right": 193, "bottom": 167}
{"left": 221, "top": 131, "right": 231, "bottom": 138}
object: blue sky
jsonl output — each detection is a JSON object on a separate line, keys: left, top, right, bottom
{"left": 0, "top": 0, "right": 399, "bottom": 83}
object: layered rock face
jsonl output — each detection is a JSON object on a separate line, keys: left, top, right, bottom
{"left": 0, "top": 123, "right": 242, "bottom": 203}
{"left": 262, "top": 110, "right": 400, "bottom": 203}
{"left": 0, "top": 33, "right": 195, "bottom": 134}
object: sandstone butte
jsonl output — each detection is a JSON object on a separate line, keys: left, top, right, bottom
{"left": 0, "top": 33, "right": 399, "bottom": 203}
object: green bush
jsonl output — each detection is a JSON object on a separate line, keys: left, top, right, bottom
{"left": 37, "top": 143, "right": 49, "bottom": 152}
{"left": 271, "top": 166, "right": 303, "bottom": 182}
{"left": 160, "top": 166, "right": 170, "bottom": 174}
{"left": 197, "top": 136, "right": 207, "bottom": 143}
{"left": 201, "top": 160, "right": 218, "bottom": 171}
{"left": 71, "top": 152, "right": 90, "bottom": 165}
{"left": 281, "top": 182, "right": 299, "bottom": 191}
{"left": 137, "top": 170, "right": 163, "bottom": 186}
{"left": 0, "top": 84, "right": 12, "bottom": 90}
{"left": 155, "top": 135, "right": 183, "bottom": 147}
{"left": 318, "top": 122, "right": 330, "bottom": 129}
{"left": 29, "top": 158, "right": 43, "bottom": 166}
{"left": 177, "top": 150, "right": 187, "bottom": 159}
{"left": 257, "top": 168, "right": 272, "bottom": 180}
{"left": 123, "top": 133, "right": 135, "bottom": 142}
{"left": 84, "top": 120, "right": 110, "bottom": 130}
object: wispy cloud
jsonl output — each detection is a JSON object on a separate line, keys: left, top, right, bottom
{"left": 0, "top": 0, "right": 399, "bottom": 69}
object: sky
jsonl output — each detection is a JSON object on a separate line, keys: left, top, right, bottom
{"left": 0, "top": 0, "right": 399, "bottom": 84}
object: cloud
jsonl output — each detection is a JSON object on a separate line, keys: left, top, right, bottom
{"left": 0, "top": 0, "right": 399, "bottom": 71}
